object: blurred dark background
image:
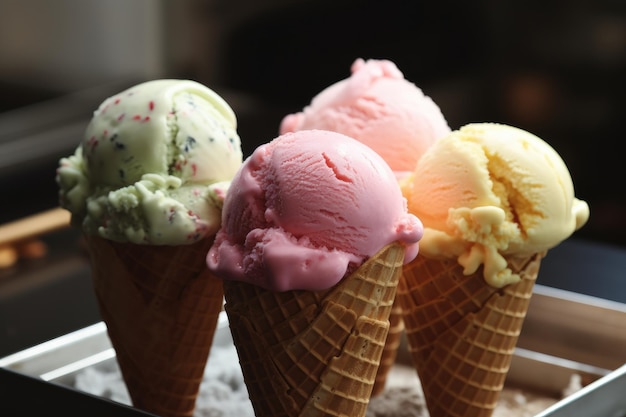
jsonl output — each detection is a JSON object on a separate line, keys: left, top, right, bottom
{"left": 1, "top": 0, "right": 624, "bottom": 245}
{"left": 0, "top": 0, "right": 624, "bottom": 358}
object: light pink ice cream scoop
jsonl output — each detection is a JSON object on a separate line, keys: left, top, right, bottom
{"left": 207, "top": 129, "right": 423, "bottom": 291}
{"left": 280, "top": 58, "right": 450, "bottom": 178}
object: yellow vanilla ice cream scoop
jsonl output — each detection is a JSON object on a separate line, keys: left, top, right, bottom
{"left": 57, "top": 79, "right": 243, "bottom": 245}
{"left": 402, "top": 122, "right": 589, "bottom": 287}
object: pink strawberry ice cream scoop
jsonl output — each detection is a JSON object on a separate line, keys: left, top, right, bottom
{"left": 279, "top": 58, "right": 450, "bottom": 178}
{"left": 207, "top": 129, "right": 423, "bottom": 291}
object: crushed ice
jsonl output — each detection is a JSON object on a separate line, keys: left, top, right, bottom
{"left": 74, "top": 340, "right": 254, "bottom": 417}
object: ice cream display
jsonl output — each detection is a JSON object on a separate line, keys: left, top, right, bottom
{"left": 396, "top": 122, "right": 590, "bottom": 417}
{"left": 279, "top": 58, "right": 451, "bottom": 179}
{"left": 56, "top": 79, "right": 243, "bottom": 417}
{"left": 207, "top": 129, "right": 423, "bottom": 417}
{"left": 280, "top": 57, "right": 450, "bottom": 394}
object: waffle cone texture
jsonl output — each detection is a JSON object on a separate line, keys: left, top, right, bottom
{"left": 396, "top": 252, "right": 545, "bottom": 417}
{"left": 371, "top": 297, "right": 404, "bottom": 396}
{"left": 85, "top": 235, "right": 224, "bottom": 417}
{"left": 223, "top": 242, "right": 406, "bottom": 417}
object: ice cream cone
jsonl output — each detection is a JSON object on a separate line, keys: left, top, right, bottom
{"left": 85, "top": 235, "right": 224, "bottom": 417}
{"left": 223, "top": 242, "right": 406, "bottom": 417}
{"left": 396, "top": 252, "right": 545, "bottom": 417}
{"left": 371, "top": 298, "right": 404, "bottom": 396}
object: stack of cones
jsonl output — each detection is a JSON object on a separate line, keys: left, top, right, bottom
{"left": 85, "top": 235, "right": 225, "bottom": 417}
{"left": 396, "top": 252, "right": 545, "bottom": 417}
{"left": 223, "top": 242, "right": 406, "bottom": 417}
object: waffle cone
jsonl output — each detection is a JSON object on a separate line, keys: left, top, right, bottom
{"left": 371, "top": 297, "right": 404, "bottom": 396}
{"left": 396, "top": 252, "right": 544, "bottom": 417}
{"left": 85, "top": 235, "right": 224, "bottom": 417}
{"left": 223, "top": 242, "right": 406, "bottom": 417}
